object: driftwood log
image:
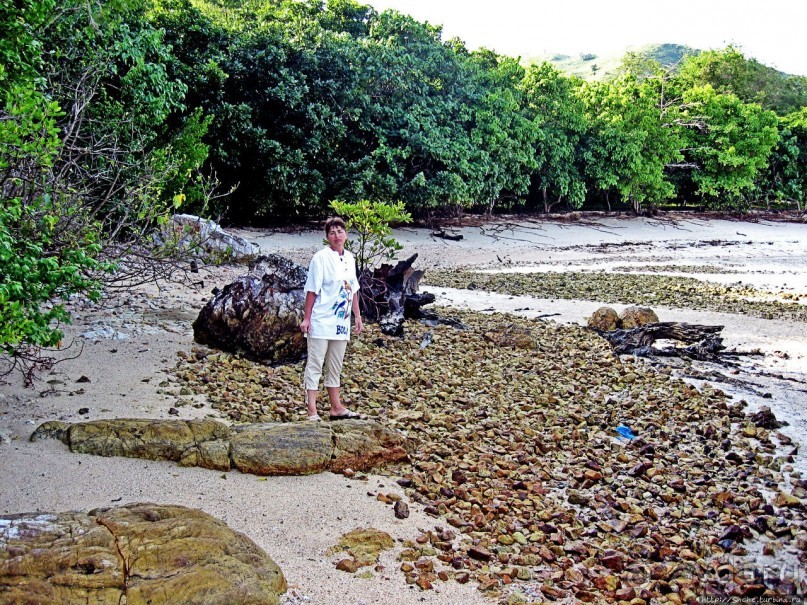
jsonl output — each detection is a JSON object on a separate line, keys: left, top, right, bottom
{"left": 360, "top": 253, "right": 435, "bottom": 336}
{"left": 598, "top": 322, "right": 729, "bottom": 360}
{"left": 431, "top": 229, "right": 464, "bottom": 241}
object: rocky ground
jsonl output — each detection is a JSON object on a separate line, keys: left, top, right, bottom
{"left": 1, "top": 212, "right": 806, "bottom": 604}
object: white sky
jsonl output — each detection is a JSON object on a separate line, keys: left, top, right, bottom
{"left": 365, "top": 0, "right": 807, "bottom": 76}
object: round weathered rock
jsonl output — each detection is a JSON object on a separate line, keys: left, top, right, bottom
{"left": 192, "top": 254, "right": 307, "bottom": 363}
{"left": 588, "top": 306, "right": 620, "bottom": 331}
{"left": 619, "top": 305, "right": 659, "bottom": 328}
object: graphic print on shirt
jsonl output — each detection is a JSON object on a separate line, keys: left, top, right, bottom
{"left": 330, "top": 280, "right": 353, "bottom": 320}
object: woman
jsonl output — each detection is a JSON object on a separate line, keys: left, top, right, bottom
{"left": 299, "top": 216, "right": 364, "bottom": 421}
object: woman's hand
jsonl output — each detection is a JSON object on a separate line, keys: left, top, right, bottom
{"left": 354, "top": 316, "right": 363, "bottom": 335}
{"left": 300, "top": 318, "right": 311, "bottom": 334}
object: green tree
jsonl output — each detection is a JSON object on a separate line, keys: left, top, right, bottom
{"left": 360, "top": 10, "right": 477, "bottom": 214}
{"left": 1, "top": 0, "right": 110, "bottom": 376}
{"left": 578, "top": 75, "right": 682, "bottom": 212}
{"left": 39, "top": 0, "right": 197, "bottom": 234}
{"left": 676, "top": 46, "right": 807, "bottom": 116}
{"left": 521, "top": 63, "right": 587, "bottom": 212}
{"left": 0, "top": 87, "right": 108, "bottom": 363}
{"left": 1, "top": 0, "right": 214, "bottom": 377}
{"left": 465, "top": 52, "right": 538, "bottom": 213}
{"left": 758, "top": 108, "right": 807, "bottom": 209}
{"left": 676, "top": 85, "right": 780, "bottom": 208}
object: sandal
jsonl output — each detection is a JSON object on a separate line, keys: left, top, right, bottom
{"left": 329, "top": 410, "right": 363, "bottom": 421}
{"left": 307, "top": 414, "right": 322, "bottom": 422}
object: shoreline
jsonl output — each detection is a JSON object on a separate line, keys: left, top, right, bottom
{"left": 2, "top": 216, "right": 806, "bottom": 603}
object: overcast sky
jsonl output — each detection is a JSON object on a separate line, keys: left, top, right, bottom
{"left": 365, "top": 0, "right": 807, "bottom": 76}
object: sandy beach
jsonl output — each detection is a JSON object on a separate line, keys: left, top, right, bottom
{"left": 1, "top": 213, "right": 806, "bottom": 604}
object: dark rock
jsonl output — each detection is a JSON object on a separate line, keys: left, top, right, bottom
{"left": 394, "top": 501, "right": 410, "bottom": 519}
{"left": 0, "top": 503, "right": 286, "bottom": 605}
{"left": 749, "top": 406, "right": 787, "bottom": 429}
{"left": 717, "top": 539, "right": 736, "bottom": 550}
{"left": 751, "top": 517, "right": 769, "bottom": 533}
{"left": 468, "top": 546, "right": 493, "bottom": 561}
{"left": 600, "top": 551, "right": 625, "bottom": 572}
{"left": 718, "top": 525, "right": 747, "bottom": 543}
{"left": 725, "top": 451, "right": 744, "bottom": 464}
{"left": 192, "top": 254, "right": 307, "bottom": 363}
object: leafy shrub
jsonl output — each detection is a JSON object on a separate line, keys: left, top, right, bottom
{"left": 328, "top": 199, "right": 412, "bottom": 274}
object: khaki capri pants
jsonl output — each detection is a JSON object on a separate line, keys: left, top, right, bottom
{"left": 304, "top": 338, "right": 348, "bottom": 390}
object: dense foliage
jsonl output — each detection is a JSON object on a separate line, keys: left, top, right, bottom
{"left": 2, "top": 0, "right": 806, "bottom": 364}
{"left": 144, "top": 0, "right": 805, "bottom": 220}
{"left": 1, "top": 0, "right": 211, "bottom": 371}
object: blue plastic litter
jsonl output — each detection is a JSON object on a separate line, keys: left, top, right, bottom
{"left": 615, "top": 424, "right": 637, "bottom": 440}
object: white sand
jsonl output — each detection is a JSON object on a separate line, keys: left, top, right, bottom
{"left": 1, "top": 214, "right": 806, "bottom": 604}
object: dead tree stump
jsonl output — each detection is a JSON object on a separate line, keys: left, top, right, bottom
{"left": 359, "top": 254, "right": 435, "bottom": 336}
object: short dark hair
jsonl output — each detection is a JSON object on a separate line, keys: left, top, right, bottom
{"left": 325, "top": 216, "right": 346, "bottom": 234}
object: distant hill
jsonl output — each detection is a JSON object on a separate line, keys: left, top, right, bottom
{"left": 524, "top": 43, "right": 697, "bottom": 80}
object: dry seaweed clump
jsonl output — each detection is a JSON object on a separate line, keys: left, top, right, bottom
{"left": 171, "top": 312, "right": 806, "bottom": 601}
{"left": 427, "top": 270, "right": 807, "bottom": 322}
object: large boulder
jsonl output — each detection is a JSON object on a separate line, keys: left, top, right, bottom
{"left": 192, "top": 254, "right": 307, "bottom": 363}
{"left": 0, "top": 503, "right": 286, "bottom": 605}
{"left": 330, "top": 420, "right": 411, "bottom": 474}
{"left": 32, "top": 418, "right": 232, "bottom": 471}
{"left": 31, "top": 418, "right": 410, "bottom": 476}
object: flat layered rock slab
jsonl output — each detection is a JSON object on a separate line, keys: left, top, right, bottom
{"left": 330, "top": 420, "right": 411, "bottom": 474}
{"left": 0, "top": 503, "right": 286, "bottom": 605}
{"left": 31, "top": 418, "right": 409, "bottom": 476}
{"left": 230, "top": 423, "right": 333, "bottom": 475}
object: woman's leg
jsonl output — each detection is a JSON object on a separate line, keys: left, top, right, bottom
{"left": 303, "top": 338, "right": 328, "bottom": 417}
{"left": 323, "top": 340, "right": 349, "bottom": 415}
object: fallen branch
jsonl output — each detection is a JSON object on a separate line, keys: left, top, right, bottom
{"left": 597, "top": 322, "right": 731, "bottom": 360}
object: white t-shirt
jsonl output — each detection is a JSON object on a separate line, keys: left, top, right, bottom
{"left": 304, "top": 247, "right": 360, "bottom": 340}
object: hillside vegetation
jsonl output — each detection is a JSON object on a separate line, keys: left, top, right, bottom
{"left": 526, "top": 43, "right": 696, "bottom": 81}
